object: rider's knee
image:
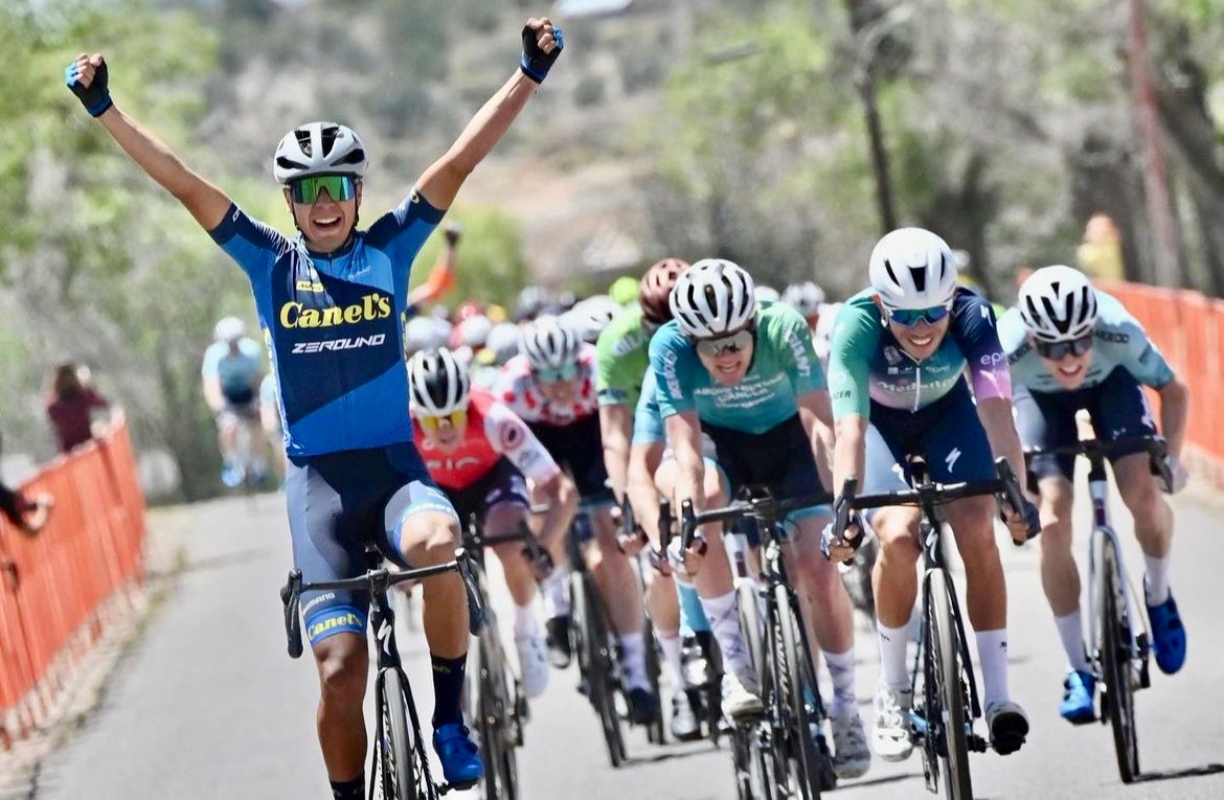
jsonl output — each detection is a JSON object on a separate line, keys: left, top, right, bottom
{"left": 873, "top": 512, "right": 919, "bottom": 564}
{"left": 946, "top": 496, "right": 996, "bottom": 556}
{"left": 315, "top": 636, "right": 368, "bottom": 704}
{"left": 1121, "top": 475, "right": 1163, "bottom": 531}
{"left": 402, "top": 516, "right": 460, "bottom": 566}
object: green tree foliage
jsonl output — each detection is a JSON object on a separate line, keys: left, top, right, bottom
{"left": 409, "top": 206, "right": 528, "bottom": 307}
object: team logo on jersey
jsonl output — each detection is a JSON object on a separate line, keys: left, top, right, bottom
{"left": 279, "top": 293, "right": 392, "bottom": 329}
{"left": 498, "top": 419, "right": 527, "bottom": 451}
{"left": 883, "top": 346, "right": 902, "bottom": 365}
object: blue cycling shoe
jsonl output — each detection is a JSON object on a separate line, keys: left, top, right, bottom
{"left": 1146, "top": 590, "right": 1186, "bottom": 675}
{"left": 432, "top": 723, "right": 483, "bottom": 787}
{"left": 220, "top": 463, "right": 243, "bottom": 489}
{"left": 1059, "top": 670, "right": 1096, "bottom": 723}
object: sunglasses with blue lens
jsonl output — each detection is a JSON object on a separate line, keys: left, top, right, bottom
{"left": 535, "top": 363, "right": 579, "bottom": 384}
{"left": 886, "top": 303, "right": 953, "bottom": 327}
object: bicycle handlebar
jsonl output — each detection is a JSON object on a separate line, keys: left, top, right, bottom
{"left": 279, "top": 549, "right": 473, "bottom": 660}
{"left": 1025, "top": 435, "right": 1171, "bottom": 489}
{"left": 678, "top": 490, "right": 834, "bottom": 549}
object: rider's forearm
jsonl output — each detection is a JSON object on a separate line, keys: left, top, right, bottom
{"left": 626, "top": 454, "right": 662, "bottom": 545}
{"left": 202, "top": 381, "right": 225, "bottom": 413}
{"left": 798, "top": 391, "right": 836, "bottom": 491}
{"left": 98, "top": 108, "right": 228, "bottom": 230}
{"left": 599, "top": 405, "right": 633, "bottom": 502}
{"left": 832, "top": 416, "right": 867, "bottom": 496}
{"left": 539, "top": 474, "right": 578, "bottom": 546}
{"left": 1158, "top": 377, "right": 1189, "bottom": 458}
{"left": 978, "top": 397, "right": 1028, "bottom": 493}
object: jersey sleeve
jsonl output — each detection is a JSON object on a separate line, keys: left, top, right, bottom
{"left": 595, "top": 326, "right": 634, "bottom": 406}
{"left": 1108, "top": 313, "right": 1175, "bottom": 388}
{"left": 483, "top": 400, "right": 561, "bottom": 483}
{"left": 648, "top": 323, "right": 695, "bottom": 418}
{"left": 826, "top": 303, "right": 878, "bottom": 420}
{"left": 492, "top": 360, "right": 538, "bottom": 422}
{"left": 769, "top": 304, "right": 825, "bottom": 394}
{"left": 364, "top": 189, "right": 446, "bottom": 299}
{"left": 952, "top": 290, "right": 1012, "bottom": 402}
{"left": 631, "top": 369, "right": 665, "bottom": 446}
{"left": 201, "top": 342, "right": 224, "bottom": 381}
{"left": 208, "top": 205, "right": 289, "bottom": 293}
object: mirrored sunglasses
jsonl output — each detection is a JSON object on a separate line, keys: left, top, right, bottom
{"left": 289, "top": 174, "right": 358, "bottom": 205}
{"left": 418, "top": 409, "right": 467, "bottom": 433}
{"left": 535, "top": 363, "right": 578, "bottom": 384}
{"left": 1035, "top": 334, "right": 1094, "bottom": 360}
{"left": 694, "top": 327, "right": 754, "bottom": 358}
{"left": 886, "top": 303, "right": 952, "bottom": 327}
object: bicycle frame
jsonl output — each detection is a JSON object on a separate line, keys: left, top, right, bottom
{"left": 1083, "top": 463, "right": 1146, "bottom": 678}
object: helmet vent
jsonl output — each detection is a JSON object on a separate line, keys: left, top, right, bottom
{"left": 294, "top": 128, "right": 314, "bottom": 156}
{"left": 910, "top": 266, "right": 927, "bottom": 293}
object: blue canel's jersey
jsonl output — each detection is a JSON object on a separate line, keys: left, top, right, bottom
{"left": 202, "top": 337, "right": 264, "bottom": 397}
{"left": 998, "top": 289, "right": 1175, "bottom": 392}
{"left": 208, "top": 191, "right": 444, "bottom": 458}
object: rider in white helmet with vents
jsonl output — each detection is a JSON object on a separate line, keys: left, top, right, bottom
{"left": 998, "top": 264, "right": 1190, "bottom": 723}
{"left": 822, "top": 227, "right": 1038, "bottom": 763}
{"left": 650, "top": 258, "right": 872, "bottom": 779}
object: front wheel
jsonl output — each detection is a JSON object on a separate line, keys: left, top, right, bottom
{"left": 574, "top": 571, "right": 626, "bottom": 767}
{"left": 1094, "top": 533, "right": 1140, "bottom": 783}
{"left": 929, "top": 570, "right": 973, "bottom": 800}
{"left": 774, "top": 584, "right": 823, "bottom": 800}
{"left": 379, "top": 668, "right": 423, "bottom": 800}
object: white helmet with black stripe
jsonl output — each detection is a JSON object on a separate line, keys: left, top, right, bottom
{"left": 868, "top": 228, "right": 958, "bottom": 311}
{"left": 272, "top": 121, "right": 368, "bottom": 184}
{"left": 408, "top": 348, "right": 470, "bottom": 417}
{"left": 1018, "top": 265, "right": 1099, "bottom": 342}
{"left": 520, "top": 315, "right": 580, "bottom": 370}
{"left": 668, "top": 258, "right": 757, "bottom": 338}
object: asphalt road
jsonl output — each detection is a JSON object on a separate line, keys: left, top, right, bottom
{"left": 30, "top": 477, "right": 1224, "bottom": 800}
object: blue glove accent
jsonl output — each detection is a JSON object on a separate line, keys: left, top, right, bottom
{"left": 65, "top": 60, "right": 113, "bottom": 117}
{"left": 519, "top": 24, "right": 564, "bottom": 83}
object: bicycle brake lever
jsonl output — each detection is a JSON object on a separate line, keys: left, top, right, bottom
{"left": 281, "top": 570, "right": 304, "bottom": 659}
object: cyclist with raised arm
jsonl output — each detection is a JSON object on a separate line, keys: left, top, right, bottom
{"left": 822, "top": 228, "right": 1036, "bottom": 762}
{"left": 495, "top": 316, "right": 662, "bottom": 725}
{"left": 999, "top": 265, "right": 1190, "bottom": 722}
{"left": 202, "top": 317, "right": 268, "bottom": 488}
{"left": 65, "top": 19, "right": 562, "bottom": 796}
{"left": 597, "top": 257, "right": 710, "bottom": 740}
{"left": 408, "top": 348, "right": 578, "bottom": 700}
{"left": 651, "top": 259, "right": 871, "bottom": 779}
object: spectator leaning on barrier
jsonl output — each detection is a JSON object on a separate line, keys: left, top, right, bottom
{"left": 45, "top": 362, "right": 112, "bottom": 455}
{"left": 0, "top": 432, "right": 53, "bottom": 537}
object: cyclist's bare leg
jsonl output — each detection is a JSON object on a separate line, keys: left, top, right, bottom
{"left": 646, "top": 572, "right": 680, "bottom": 633}
{"left": 216, "top": 410, "right": 240, "bottom": 463}
{"left": 1036, "top": 476, "right": 1079, "bottom": 615}
{"left": 398, "top": 510, "right": 468, "bottom": 659}
{"left": 486, "top": 503, "right": 538, "bottom": 607}
{"left": 870, "top": 506, "right": 922, "bottom": 629}
{"left": 583, "top": 506, "right": 643, "bottom": 636}
{"left": 312, "top": 631, "right": 369, "bottom": 782}
{"left": 944, "top": 495, "right": 1006, "bottom": 632}
{"left": 653, "top": 460, "right": 733, "bottom": 597}
{"left": 1113, "top": 451, "right": 1173, "bottom": 557}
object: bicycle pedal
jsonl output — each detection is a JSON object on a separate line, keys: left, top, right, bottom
{"left": 970, "top": 733, "right": 989, "bottom": 753}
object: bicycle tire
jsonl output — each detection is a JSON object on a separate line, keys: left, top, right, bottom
{"left": 774, "top": 583, "right": 823, "bottom": 800}
{"left": 575, "top": 572, "right": 626, "bottom": 767}
{"left": 929, "top": 569, "right": 973, "bottom": 800}
{"left": 476, "top": 633, "right": 519, "bottom": 800}
{"left": 643, "top": 616, "right": 666, "bottom": 744}
{"left": 1095, "top": 533, "right": 1140, "bottom": 783}
{"left": 379, "top": 667, "right": 422, "bottom": 800}
{"left": 737, "top": 583, "right": 766, "bottom": 689}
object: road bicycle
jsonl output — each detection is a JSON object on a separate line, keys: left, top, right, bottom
{"left": 617, "top": 497, "right": 668, "bottom": 746}
{"left": 831, "top": 456, "right": 1035, "bottom": 800}
{"left": 679, "top": 489, "right": 839, "bottom": 800}
{"left": 280, "top": 545, "right": 481, "bottom": 800}
{"left": 459, "top": 513, "right": 555, "bottom": 799}
{"left": 1026, "top": 436, "right": 1171, "bottom": 784}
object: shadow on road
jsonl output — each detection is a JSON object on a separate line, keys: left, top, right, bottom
{"left": 621, "top": 744, "right": 721, "bottom": 766}
{"left": 833, "top": 772, "right": 923, "bottom": 792}
{"left": 1135, "top": 762, "right": 1224, "bottom": 784}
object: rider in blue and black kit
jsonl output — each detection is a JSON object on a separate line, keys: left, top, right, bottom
{"left": 66, "top": 18, "right": 563, "bottom": 798}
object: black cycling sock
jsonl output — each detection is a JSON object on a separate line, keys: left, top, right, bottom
{"left": 330, "top": 776, "right": 364, "bottom": 800}
{"left": 430, "top": 652, "right": 468, "bottom": 727}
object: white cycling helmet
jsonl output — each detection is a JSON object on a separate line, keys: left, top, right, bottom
{"left": 408, "top": 348, "right": 471, "bottom": 417}
{"left": 1018, "top": 265, "right": 1099, "bottom": 342}
{"left": 520, "top": 315, "right": 580, "bottom": 370}
{"left": 214, "top": 316, "right": 246, "bottom": 343}
{"left": 404, "top": 316, "right": 451, "bottom": 355}
{"left": 669, "top": 258, "right": 757, "bottom": 338}
{"left": 754, "top": 285, "right": 780, "bottom": 304}
{"left": 458, "top": 314, "right": 493, "bottom": 349}
{"left": 566, "top": 295, "right": 622, "bottom": 344}
{"left": 485, "top": 322, "right": 522, "bottom": 367}
{"left": 783, "top": 281, "right": 827, "bottom": 317}
{"left": 272, "top": 121, "right": 368, "bottom": 184}
{"left": 868, "top": 228, "right": 958, "bottom": 310}
{"left": 813, "top": 301, "right": 843, "bottom": 358}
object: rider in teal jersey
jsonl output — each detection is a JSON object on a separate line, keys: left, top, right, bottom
{"left": 999, "top": 265, "right": 1190, "bottom": 722}
{"left": 66, "top": 19, "right": 562, "bottom": 797}
{"left": 822, "top": 228, "right": 1036, "bottom": 763}
{"left": 650, "top": 259, "right": 871, "bottom": 779}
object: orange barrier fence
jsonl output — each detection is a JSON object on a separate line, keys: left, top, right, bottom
{"left": 0, "top": 414, "right": 147, "bottom": 748}
{"left": 1097, "top": 279, "right": 1224, "bottom": 486}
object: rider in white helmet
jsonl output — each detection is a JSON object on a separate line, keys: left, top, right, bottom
{"left": 752, "top": 284, "right": 780, "bottom": 305}
{"left": 202, "top": 316, "right": 268, "bottom": 488}
{"left": 783, "top": 280, "right": 827, "bottom": 333}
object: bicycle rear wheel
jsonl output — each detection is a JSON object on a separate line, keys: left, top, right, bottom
{"left": 1094, "top": 533, "right": 1140, "bottom": 783}
{"left": 773, "top": 584, "right": 823, "bottom": 800}
{"left": 574, "top": 572, "right": 626, "bottom": 767}
{"left": 378, "top": 667, "right": 425, "bottom": 800}
{"left": 929, "top": 569, "right": 973, "bottom": 800}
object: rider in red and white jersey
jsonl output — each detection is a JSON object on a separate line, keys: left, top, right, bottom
{"left": 495, "top": 316, "right": 661, "bottom": 724}
{"left": 409, "top": 348, "right": 577, "bottom": 699}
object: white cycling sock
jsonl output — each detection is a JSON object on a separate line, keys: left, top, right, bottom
{"left": 700, "top": 592, "right": 752, "bottom": 676}
{"left": 541, "top": 570, "right": 570, "bottom": 618}
{"left": 1054, "top": 610, "right": 1091, "bottom": 673}
{"left": 877, "top": 622, "right": 910, "bottom": 691}
{"left": 514, "top": 603, "right": 538, "bottom": 638}
{"left": 1143, "top": 552, "right": 1172, "bottom": 605}
{"left": 619, "top": 632, "right": 650, "bottom": 691}
{"left": 655, "top": 628, "right": 685, "bottom": 691}
{"left": 823, "top": 647, "right": 858, "bottom": 718}
{"left": 975, "top": 628, "right": 1010, "bottom": 708}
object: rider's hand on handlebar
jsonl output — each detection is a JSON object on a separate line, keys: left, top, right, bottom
{"left": 821, "top": 513, "right": 863, "bottom": 564}
{"left": 663, "top": 535, "right": 707, "bottom": 577}
{"left": 1001, "top": 498, "right": 1040, "bottom": 545}
{"left": 1161, "top": 454, "right": 1189, "bottom": 494}
{"left": 522, "top": 544, "right": 555, "bottom": 581}
{"left": 616, "top": 527, "right": 648, "bottom": 556}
